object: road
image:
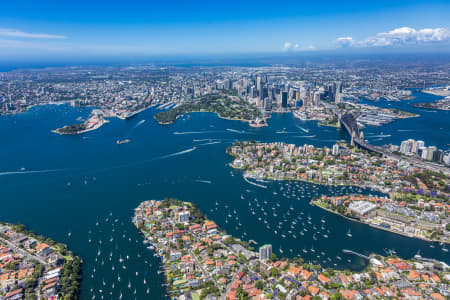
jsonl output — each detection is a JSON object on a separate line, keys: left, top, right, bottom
{"left": 0, "top": 236, "right": 48, "bottom": 266}
{"left": 221, "top": 265, "right": 244, "bottom": 300}
{"left": 189, "top": 249, "right": 218, "bottom": 287}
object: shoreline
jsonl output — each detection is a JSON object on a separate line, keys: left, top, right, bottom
{"left": 133, "top": 199, "right": 449, "bottom": 300}
{"left": 309, "top": 200, "right": 448, "bottom": 244}
{"left": 154, "top": 110, "right": 255, "bottom": 125}
{"left": 231, "top": 165, "right": 390, "bottom": 196}
{"left": 422, "top": 89, "right": 450, "bottom": 97}
{"left": 52, "top": 118, "right": 110, "bottom": 135}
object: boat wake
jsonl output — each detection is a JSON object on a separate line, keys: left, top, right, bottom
{"left": 193, "top": 179, "right": 212, "bottom": 184}
{"left": 193, "top": 139, "right": 220, "bottom": 142}
{"left": 368, "top": 134, "right": 391, "bottom": 138}
{"left": 293, "top": 135, "right": 317, "bottom": 139}
{"left": 226, "top": 128, "right": 252, "bottom": 134}
{"left": 156, "top": 147, "right": 197, "bottom": 160}
{"left": 134, "top": 120, "right": 146, "bottom": 128}
{"left": 0, "top": 169, "right": 62, "bottom": 177}
{"left": 243, "top": 176, "right": 267, "bottom": 189}
{"left": 276, "top": 131, "right": 297, "bottom": 134}
{"left": 196, "top": 141, "right": 221, "bottom": 146}
{"left": 173, "top": 131, "right": 215, "bottom": 135}
{"left": 296, "top": 125, "right": 310, "bottom": 133}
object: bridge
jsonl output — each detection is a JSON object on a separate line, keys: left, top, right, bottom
{"left": 338, "top": 112, "right": 450, "bottom": 175}
{"left": 339, "top": 113, "right": 385, "bottom": 154}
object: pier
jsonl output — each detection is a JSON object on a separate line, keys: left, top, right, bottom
{"left": 342, "top": 249, "right": 370, "bottom": 260}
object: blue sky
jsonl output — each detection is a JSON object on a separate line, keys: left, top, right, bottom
{"left": 1, "top": 0, "right": 450, "bottom": 60}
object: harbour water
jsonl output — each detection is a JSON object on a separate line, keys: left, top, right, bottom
{"left": 0, "top": 92, "right": 448, "bottom": 299}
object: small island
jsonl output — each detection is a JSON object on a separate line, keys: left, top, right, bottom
{"left": 133, "top": 198, "right": 449, "bottom": 300}
{"left": 154, "top": 93, "right": 262, "bottom": 125}
{"left": 0, "top": 222, "right": 82, "bottom": 300}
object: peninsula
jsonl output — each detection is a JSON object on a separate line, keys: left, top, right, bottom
{"left": 133, "top": 199, "right": 449, "bottom": 300}
{"left": 227, "top": 141, "right": 450, "bottom": 243}
{"left": 53, "top": 109, "right": 109, "bottom": 135}
{"left": 413, "top": 97, "right": 450, "bottom": 111}
{"left": 0, "top": 222, "right": 82, "bottom": 300}
{"left": 154, "top": 93, "right": 262, "bottom": 125}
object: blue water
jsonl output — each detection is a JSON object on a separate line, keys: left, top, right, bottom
{"left": 0, "top": 94, "right": 448, "bottom": 299}
{"left": 359, "top": 91, "right": 450, "bottom": 151}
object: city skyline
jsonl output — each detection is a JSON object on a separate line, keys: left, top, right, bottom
{"left": 1, "top": 0, "right": 450, "bottom": 62}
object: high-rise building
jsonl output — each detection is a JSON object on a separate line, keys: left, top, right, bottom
{"left": 421, "top": 148, "right": 428, "bottom": 160}
{"left": 400, "top": 140, "right": 412, "bottom": 154}
{"left": 261, "top": 87, "right": 269, "bottom": 101}
{"left": 415, "top": 140, "right": 425, "bottom": 153}
{"left": 313, "top": 92, "right": 321, "bottom": 106}
{"left": 332, "top": 144, "right": 339, "bottom": 156}
{"left": 264, "top": 98, "right": 272, "bottom": 110}
{"left": 281, "top": 91, "right": 288, "bottom": 108}
{"left": 426, "top": 146, "right": 436, "bottom": 160}
{"left": 433, "top": 150, "right": 444, "bottom": 163}
{"left": 259, "top": 244, "right": 272, "bottom": 261}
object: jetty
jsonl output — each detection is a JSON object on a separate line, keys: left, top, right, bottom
{"left": 342, "top": 249, "right": 370, "bottom": 260}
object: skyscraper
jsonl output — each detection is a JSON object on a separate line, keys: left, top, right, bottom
{"left": 281, "top": 91, "right": 288, "bottom": 108}
{"left": 259, "top": 244, "right": 272, "bottom": 261}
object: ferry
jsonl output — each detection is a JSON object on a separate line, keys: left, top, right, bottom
{"left": 117, "top": 139, "right": 131, "bottom": 145}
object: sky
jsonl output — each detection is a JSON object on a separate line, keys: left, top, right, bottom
{"left": 1, "top": 0, "right": 450, "bottom": 62}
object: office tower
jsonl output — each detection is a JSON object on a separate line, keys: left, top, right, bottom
{"left": 259, "top": 244, "right": 272, "bottom": 261}
{"left": 327, "top": 84, "right": 334, "bottom": 102}
{"left": 336, "top": 81, "right": 343, "bottom": 93}
{"left": 256, "top": 76, "right": 262, "bottom": 91}
{"left": 281, "top": 92, "right": 288, "bottom": 108}
{"left": 335, "top": 92, "right": 342, "bottom": 104}
{"left": 313, "top": 92, "right": 321, "bottom": 106}
{"left": 264, "top": 98, "right": 272, "bottom": 110}
{"left": 261, "top": 87, "right": 269, "bottom": 101}
{"left": 251, "top": 86, "right": 257, "bottom": 98}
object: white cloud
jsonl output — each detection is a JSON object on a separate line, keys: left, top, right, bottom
{"left": 282, "top": 42, "right": 314, "bottom": 52}
{"left": 336, "top": 27, "right": 450, "bottom": 48}
{"left": 335, "top": 37, "right": 355, "bottom": 48}
{"left": 282, "top": 42, "right": 293, "bottom": 51}
{"left": 0, "top": 28, "right": 66, "bottom": 39}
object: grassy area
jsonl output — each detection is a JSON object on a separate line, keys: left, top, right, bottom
{"left": 154, "top": 93, "right": 261, "bottom": 124}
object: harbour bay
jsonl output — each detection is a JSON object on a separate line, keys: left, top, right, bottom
{"left": 0, "top": 94, "right": 449, "bottom": 299}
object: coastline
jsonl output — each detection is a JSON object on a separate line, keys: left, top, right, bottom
{"left": 133, "top": 199, "right": 449, "bottom": 300}
{"left": 231, "top": 165, "right": 390, "bottom": 196}
{"left": 0, "top": 222, "right": 82, "bottom": 299}
{"left": 154, "top": 110, "right": 255, "bottom": 125}
{"left": 52, "top": 118, "right": 110, "bottom": 135}
{"left": 309, "top": 200, "right": 448, "bottom": 244}
{"left": 422, "top": 89, "right": 450, "bottom": 97}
